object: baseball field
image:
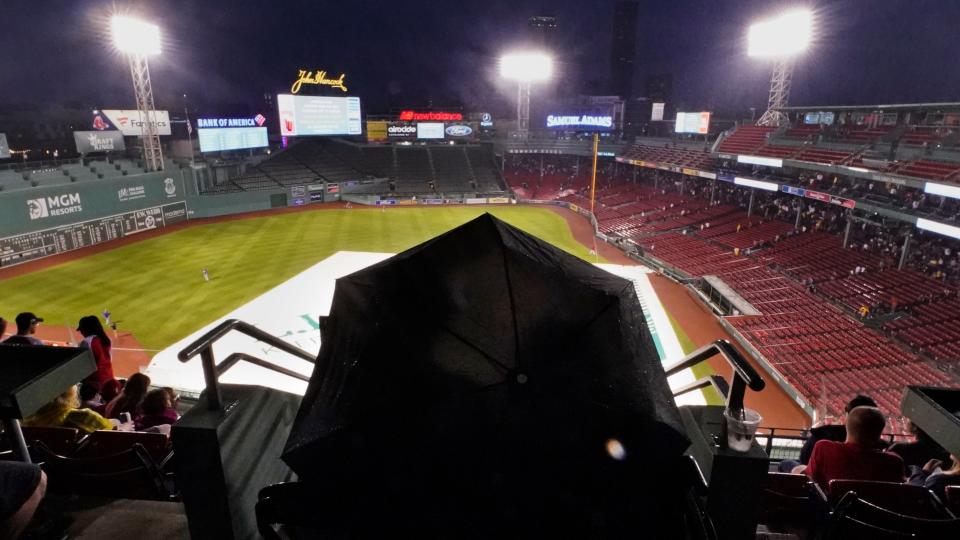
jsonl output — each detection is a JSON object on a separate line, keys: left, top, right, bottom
{"left": 0, "top": 205, "right": 600, "bottom": 351}
{"left": 0, "top": 203, "right": 815, "bottom": 427}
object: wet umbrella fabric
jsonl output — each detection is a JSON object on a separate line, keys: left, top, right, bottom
{"left": 282, "top": 214, "right": 691, "bottom": 537}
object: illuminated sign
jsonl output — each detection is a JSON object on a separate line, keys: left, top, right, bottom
{"left": 367, "top": 120, "right": 388, "bottom": 142}
{"left": 198, "top": 127, "right": 268, "bottom": 152}
{"left": 399, "top": 111, "right": 463, "bottom": 121}
{"left": 925, "top": 182, "right": 960, "bottom": 200}
{"left": 651, "top": 103, "right": 665, "bottom": 122}
{"left": 277, "top": 94, "right": 362, "bottom": 136}
{"left": 734, "top": 177, "right": 779, "bottom": 191}
{"left": 917, "top": 218, "right": 960, "bottom": 241}
{"left": 290, "top": 69, "right": 348, "bottom": 94}
{"left": 445, "top": 125, "right": 473, "bottom": 137}
{"left": 545, "top": 114, "right": 613, "bottom": 129}
{"left": 196, "top": 114, "right": 267, "bottom": 129}
{"left": 416, "top": 123, "right": 444, "bottom": 139}
{"left": 480, "top": 113, "right": 493, "bottom": 127}
{"left": 674, "top": 112, "right": 711, "bottom": 134}
{"left": 93, "top": 110, "right": 171, "bottom": 136}
{"left": 737, "top": 155, "right": 783, "bottom": 168}
{"left": 387, "top": 124, "right": 417, "bottom": 138}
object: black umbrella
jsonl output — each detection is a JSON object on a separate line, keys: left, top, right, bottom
{"left": 282, "top": 214, "right": 691, "bottom": 537}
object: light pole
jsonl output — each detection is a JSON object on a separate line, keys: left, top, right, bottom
{"left": 499, "top": 52, "right": 553, "bottom": 139}
{"left": 111, "top": 15, "right": 164, "bottom": 172}
{"left": 748, "top": 9, "right": 813, "bottom": 127}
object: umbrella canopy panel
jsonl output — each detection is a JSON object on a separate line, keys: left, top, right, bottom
{"left": 283, "top": 214, "right": 692, "bottom": 536}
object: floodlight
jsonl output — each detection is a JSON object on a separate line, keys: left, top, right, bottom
{"left": 111, "top": 15, "right": 161, "bottom": 56}
{"left": 499, "top": 52, "right": 553, "bottom": 82}
{"left": 747, "top": 9, "right": 812, "bottom": 58}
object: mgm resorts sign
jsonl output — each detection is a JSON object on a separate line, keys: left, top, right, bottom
{"left": 74, "top": 130, "right": 126, "bottom": 153}
{"left": 27, "top": 192, "right": 82, "bottom": 220}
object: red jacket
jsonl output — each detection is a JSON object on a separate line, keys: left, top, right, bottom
{"left": 806, "top": 440, "right": 905, "bottom": 490}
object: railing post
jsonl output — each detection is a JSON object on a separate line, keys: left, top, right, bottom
{"left": 200, "top": 347, "right": 222, "bottom": 411}
{"left": 2, "top": 418, "right": 31, "bottom": 464}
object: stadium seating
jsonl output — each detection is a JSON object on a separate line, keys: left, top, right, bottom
{"left": 716, "top": 125, "right": 776, "bottom": 155}
{"left": 226, "top": 140, "right": 505, "bottom": 195}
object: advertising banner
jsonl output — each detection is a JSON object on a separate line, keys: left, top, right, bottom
{"left": 367, "top": 121, "right": 388, "bottom": 142}
{"left": 545, "top": 107, "right": 614, "bottom": 131}
{"left": 674, "top": 112, "right": 711, "bottom": 134}
{"left": 0, "top": 133, "right": 8, "bottom": 159}
{"left": 464, "top": 198, "right": 488, "bottom": 204}
{"left": 417, "top": 123, "right": 445, "bottom": 139}
{"left": 487, "top": 197, "right": 511, "bottom": 204}
{"left": 94, "top": 110, "right": 172, "bottom": 136}
{"left": 444, "top": 124, "right": 475, "bottom": 138}
{"left": 74, "top": 130, "right": 126, "bottom": 153}
{"left": 386, "top": 122, "right": 416, "bottom": 138}
{"left": 781, "top": 185, "right": 805, "bottom": 196}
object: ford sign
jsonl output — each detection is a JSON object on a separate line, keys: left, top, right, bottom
{"left": 445, "top": 125, "right": 473, "bottom": 137}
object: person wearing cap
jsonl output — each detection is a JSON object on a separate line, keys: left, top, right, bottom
{"left": 2, "top": 313, "right": 44, "bottom": 346}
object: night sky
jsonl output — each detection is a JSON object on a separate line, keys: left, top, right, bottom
{"left": 2, "top": 0, "right": 959, "bottom": 117}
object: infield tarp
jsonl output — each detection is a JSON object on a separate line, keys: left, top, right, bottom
{"left": 283, "top": 213, "right": 691, "bottom": 537}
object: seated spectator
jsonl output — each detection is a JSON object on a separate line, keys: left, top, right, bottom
{"left": 100, "top": 378, "right": 122, "bottom": 405}
{"left": 888, "top": 420, "right": 950, "bottom": 468}
{"left": 135, "top": 388, "right": 180, "bottom": 430}
{"left": 908, "top": 453, "right": 960, "bottom": 501}
{"left": 0, "top": 462, "right": 46, "bottom": 540}
{"left": 104, "top": 373, "right": 151, "bottom": 420}
{"left": 805, "top": 406, "right": 905, "bottom": 490}
{"left": 792, "top": 395, "right": 880, "bottom": 468}
{"left": 78, "top": 381, "right": 104, "bottom": 413}
{"left": 2, "top": 313, "right": 44, "bottom": 346}
{"left": 23, "top": 384, "right": 115, "bottom": 434}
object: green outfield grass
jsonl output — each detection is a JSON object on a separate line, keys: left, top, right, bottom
{"left": 0, "top": 206, "right": 602, "bottom": 351}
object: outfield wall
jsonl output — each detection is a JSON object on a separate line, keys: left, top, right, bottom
{"left": 0, "top": 167, "right": 300, "bottom": 267}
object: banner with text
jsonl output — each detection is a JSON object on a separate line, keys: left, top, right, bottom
{"left": 74, "top": 130, "right": 126, "bottom": 153}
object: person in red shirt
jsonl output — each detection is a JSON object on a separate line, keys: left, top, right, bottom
{"left": 805, "top": 406, "right": 905, "bottom": 490}
{"left": 77, "top": 315, "right": 116, "bottom": 390}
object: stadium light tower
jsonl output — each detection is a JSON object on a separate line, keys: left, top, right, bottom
{"left": 500, "top": 52, "right": 553, "bottom": 139}
{"left": 112, "top": 15, "right": 164, "bottom": 172}
{"left": 748, "top": 9, "right": 813, "bottom": 127}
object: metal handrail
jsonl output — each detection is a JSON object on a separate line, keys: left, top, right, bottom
{"left": 664, "top": 339, "right": 765, "bottom": 413}
{"left": 178, "top": 319, "right": 316, "bottom": 411}
{"left": 671, "top": 374, "right": 731, "bottom": 401}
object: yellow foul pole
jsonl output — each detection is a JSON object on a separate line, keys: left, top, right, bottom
{"left": 589, "top": 132, "right": 599, "bottom": 262}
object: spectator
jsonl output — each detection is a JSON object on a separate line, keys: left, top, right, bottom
{"left": 78, "top": 381, "right": 104, "bottom": 413}
{"left": 0, "top": 316, "right": 6, "bottom": 339}
{"left": 908, "top": 455, "right": 960, "bottom": 502}
{"left": 888, "top": 420, "right": 950, "bottom": 468}
{"left": 135, "top": 388, "right": 180, "bottom": 430}
{"left": 2, "top": 313, "right": 44, "bottom": 346}
{"left": 793, "top": 395, "right": 880, "bottom": 467}
{"left": 23, "top": 385, "right": 114, "bottom": 434}
{"left": 77, "top": 315, "right": 116, "bottom": 390}
{"left": 0, "top": 462, "right": 46, "bottom": 540}
{"left": 104, "top": 373, "right": 151, "bottom": 420}
{"left": 804, "top": 406, "right": 905, "bottom": 490}
{"left": 100, "top": 378, "right": 122, "bottom": 405}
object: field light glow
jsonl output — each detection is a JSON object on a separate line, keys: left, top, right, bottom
{"left": 499, "top": 52, "right": 553, "bottom": 82}
{"left": 111, "top": 16, "right": 161, "bottom": 55}
{"left": 748, "top": 9, "right": 812, "bottom": 58}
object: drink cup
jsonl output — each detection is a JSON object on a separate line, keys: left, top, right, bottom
{"left": 723, "top": 408, "right": 761, "bottom": 452}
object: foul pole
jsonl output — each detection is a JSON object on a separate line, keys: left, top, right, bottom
{"left": 589, "top": 132, "right": 600, "bottom": 262}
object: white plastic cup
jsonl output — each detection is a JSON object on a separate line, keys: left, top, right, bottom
{"left": 723, "top": 408, "right": 762, "bottom": 452}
